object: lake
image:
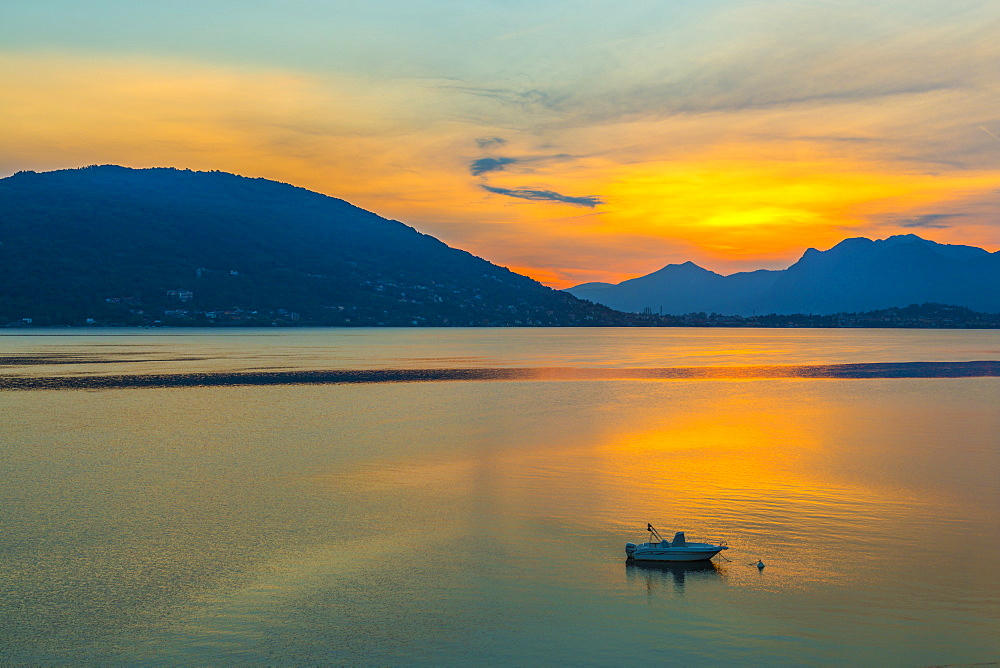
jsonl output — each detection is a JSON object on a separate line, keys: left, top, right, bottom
{"left": 1, "top": 327, "right": 998, "bottom": 665}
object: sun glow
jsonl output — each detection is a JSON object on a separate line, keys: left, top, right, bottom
{"left": 594, "top": 155, "right": 1000, "bottom": 267}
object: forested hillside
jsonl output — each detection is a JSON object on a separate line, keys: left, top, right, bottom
{"left": 0, "top": 166, "right": 628, "bottom": 326}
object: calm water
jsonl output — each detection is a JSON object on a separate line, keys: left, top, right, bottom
{"left": 1, "top": 328, "right": 998, "bottom": 665}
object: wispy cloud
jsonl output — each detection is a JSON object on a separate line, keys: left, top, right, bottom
{"left": 898, "top": 213, "right": 965, "bottom": 229}
{"left": 981, "top": 126, "right": 1000, "bottom": 143}
{"left": 475, "top": 136, "right": 506, "bottom": 149}
{"left": 441, "top": 3, "right": 1000, "bottom": 140}
{"left": 469, "top": 153, "right": 576, "bottom": 175}
{"left": 470, "top": 156, "right": 518, "bottom": 175}
{"left": 481, "top": 185, "right": 602, "bottom": 207}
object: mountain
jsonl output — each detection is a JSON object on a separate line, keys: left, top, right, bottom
{"left": 0, "top": 165, "right": 629, "bottom": 326}
{"left": 567, "top": 234, "right": 1000, "bottom": 315}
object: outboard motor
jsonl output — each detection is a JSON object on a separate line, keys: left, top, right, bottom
{"left": 625, "top": 542, "right": 637, "bottom": 558}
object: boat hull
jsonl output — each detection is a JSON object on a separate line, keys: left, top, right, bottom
{"left": 628, "top": 543, "right": 727, "bottom": 562}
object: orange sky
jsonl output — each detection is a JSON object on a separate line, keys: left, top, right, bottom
{"left": 2, "top": 2, "right": 1000, "bottom": 287}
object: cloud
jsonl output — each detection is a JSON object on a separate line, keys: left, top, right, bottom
{"left": 470, "top": 156, "right": 518, "bottom": 175}
{"left": 470, "top": 153, "right": 577, "bottom": 176}
{"left": 898, "top": 213, "right": 965, "bottom": 229}
{"left": 481, "top": 185, "right": 602, "bottom": 207}
{"left": 452, "top": 64, "right": 958, "bottom": 130}
{"left": 475, "top": 136, "right": 506, "bottom": 149}
{"left": 440, "top": 3, "right": 1000, "bottom": 143}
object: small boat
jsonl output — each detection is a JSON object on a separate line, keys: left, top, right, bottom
{"left": 625, "top": 524, "right": 728, "bottom": 562}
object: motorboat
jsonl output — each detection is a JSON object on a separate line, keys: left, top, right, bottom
{"left": 625, "top": 524, "right": 728, "bottom": 562}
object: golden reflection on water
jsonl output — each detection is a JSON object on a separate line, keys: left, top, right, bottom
{"left": 299, "top": 378, "right": 991, "bottom": 599}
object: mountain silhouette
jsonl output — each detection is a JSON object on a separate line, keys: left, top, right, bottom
{"left": 567, "top": 234, "right": 1000, "bottom": 315}
{"left": 0, "top": 165, "right": 627, "bottom": 326}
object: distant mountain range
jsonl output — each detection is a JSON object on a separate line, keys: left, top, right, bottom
{"left": 0, "top": 165, "right": 629, "bottom": 327}
{"left": 567, "top": 235, "right": 1000, "bottom": 315}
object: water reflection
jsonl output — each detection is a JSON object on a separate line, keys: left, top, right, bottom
{"left": 625, "top": 560, "right": 725, "bottom": 595}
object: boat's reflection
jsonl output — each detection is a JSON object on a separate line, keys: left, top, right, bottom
{"left": 625, "top": 559, "right": 724, "bottom": 595}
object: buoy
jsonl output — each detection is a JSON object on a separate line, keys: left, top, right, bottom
{"left": 756, "top": 560, "right": 765, "bottom": 569}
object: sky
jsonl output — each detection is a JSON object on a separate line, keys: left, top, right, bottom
{"left": 3, "top": 0, "right": 1000, "bottom": 287}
